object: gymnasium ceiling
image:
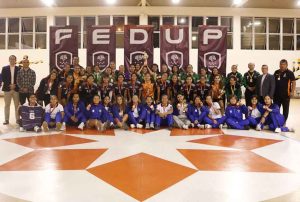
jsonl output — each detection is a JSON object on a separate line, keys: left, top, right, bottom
{"left": 0, "top": 0, "right": 299, "bottom": 9}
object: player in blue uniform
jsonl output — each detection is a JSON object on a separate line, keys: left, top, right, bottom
{"left": 127, "top": 95, "right": 145, "bottom": 129}
{"left": 155, "top": 95, "right": 174, "bottom": 130}
{"left": 101, "top": 95, "right": 114, "bottom": 129}
{"left": 143, "top": 96, "right": 156, "bottom": 129}
{"left": 247, "top": 95, "right": 265, "bottom": 130}
{"left": 42, "top": 95, "right": 64, "bottom": 131}
{"left": 187, "top": 96, "right": 208, "bottom": 129}
{"left": 204, "top": 95, "right": 226, "bottom": 129}
{"left": 86, "top": 95, "right": 107, "bottom": 131}
{"left": 112, "top": 95, "right": 129, "bottom": 130}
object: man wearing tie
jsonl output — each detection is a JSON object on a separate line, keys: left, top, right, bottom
{"left": 1, "top": 55, "right": 20, "bottom": 125}
{"left": 256, "top": 65, "right": 275, "bottom": 103}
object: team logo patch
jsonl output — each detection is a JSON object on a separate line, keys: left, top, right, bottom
{"left": 55, "top": 51, "right": 72, "bottom": 71}
{"left": 166, "top": 51, "right": 184, "bottom": 69}
{"left": 204, "top": 52, "right": 221, "bottom": 71}
{"left": 93, "top": 51, "right": 110, "bottom": 70}
{"left": 130, "top": 51, "right": 145, "bottom": 66}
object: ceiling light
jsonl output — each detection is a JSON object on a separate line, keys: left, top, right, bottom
{"left": 106, "top": 0, "right": 117, "bottom": 5}
{"left": 41, "top": 0, "right": 55, "bottom": 7}
{"left": 179, "top": 18, "right": 186, "bottom": 24}
{"left": 233, "top": 0, "right": 243, "bottom": 5}
{"left": 297, "top": 0, "right": 300, "bottom": 6}
{"left": 172, "top": 0, "right": 180, "bottom": 4}
{"left": 192, "top": 36, "right": 197, "bottom": 41}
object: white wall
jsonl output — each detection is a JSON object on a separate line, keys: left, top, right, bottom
{"left": 0, "top": 6, "right": 300, "bottom": 90}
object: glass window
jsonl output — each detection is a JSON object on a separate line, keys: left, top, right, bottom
{"left": 8, "top": 18, "right": 19, "bottom": 33}
{"left": 21, "top": 34, "right": 33, "bottom": 49}
{"left": 192, "top": 17, "right": 203, "bottom": 32}
{"left": 0, "top": 35, "right": 5, "bottom": 49}
{"left": 21, "top": 17, "right": 33, "bottom": 33}
{"left": 206, "top": 17, "right": 218, "bottom": 25}
{"left": 177, "top": 16, "right": 189, "bottom": 25}
{"left": 162, "top": 16, "right": 174, "bottom": 25}
{"left": 153, "top": 33, "right": 160, "bottom": 48}
{"left": 255, "top": 34, "right": 266, "bottom": 50}
{"left": 78, "top": 33, "right": 81, "bottom": 49}
{"left": 35, "top": 33, "right": 46, "bottom": 49}
{"left": 35, "top": 17, "right": 47, "bottom": 32}
{"left": 269, "top": 18, "right": 280, "bottom": 33}
{"left": 269, "top": 35, "right": 280, "bottom": 50}
{"left": 148, "top": 16, "right": 160, "bottom": 31}
{"left": 8, "top": 35, "right": 19, "bottom": 49}
{"left": 283, "top": 18, "right": 294, "bottom": 34}
{"left": 254, "top": 17, "right": 266, "bottom": 33}
{"left": 83, "top": 16, "right": 95, "bottom": 31}
{"left": 0, "top": 18, "right": 6, "bottom": 33}
{"left": 297, "top": 19, "right": 300, "bottom": 34}
{"left": 221, "top": 17, "right": 233, "bottom": 32}
{"left": 192, "top": 33, "right": 198, "bottom": 49}
{"left": 98, "top": 16, "right": 110, "bottom": 25}
{"left": 128, "top": 16, "right": 140, "bottom": 25}
{"left": 55, "top": 16, "right": 67, "bottom": 26}
{"left": 69, "top": 16, "right": 81, "bottom": 30}
{"left": 113, "top": 16, "right": 125, "bottom": 31}
{"left": 241, "top": 17, "right": 252, "bottom": 33}
{"left": 116, "top": 33, "right": 124, "bottom": 48}
{"left": 297, "top": 35, "right": 300, "bottom": 50}
{"left": 241, "top": 34, "right": 252, "bottom": 49}
{"left": 283, "top": 35, "right": 294, "bottom": 50}
{"left": 227, "top": 34, "right": 233, "bottom": 49}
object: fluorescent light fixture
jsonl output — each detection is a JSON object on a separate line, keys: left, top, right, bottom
{"left": 106, "top": 0, "right": 117, "bottom": 5}
{"left": 41, "top": 0, "right": 55, "bottom": 7}
{"left": 172, "top": 0, "right": 180, "bottom": 4}
{"left": 254, "top": 21, "right": 261, "bottom": 26}
{"left": 233, "top": 0, "right": 248, "bottom": 7}
{"left": 297, "top": 0, "right": 300, "bottom": 6}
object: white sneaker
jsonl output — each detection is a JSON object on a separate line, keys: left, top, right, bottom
{"left": 78, "top": 122, "right": 85, "bottom": 130}
{"left": 182, "top": 124, "right": 189, "bottom": 130}
{"left": 256, "top": 124, "right": 262, "bottom": 131}
{"left": 219, "top": 124, "right": 223, "bottom": 129}
{"left": 205, "top": 124, "right": 212, "bottom": 129}
{"left": 145, "top": 123, "right": 150, "bottom": 129}
{"left": 190, "top": 123, "right": 195, "bottom": 128}
{"left": 19, "top": 127, "right": 25, "bottom": 132}
{"left": 275, "top": 127, "right": 281, "bottom": 133}
{"left": 137, "top": 123, "right": 143, "bottom": 129}
{"left": 130, "top": 124, "right": 136, "bottom": 129}
{"left": 197, "top": 124, "right": 205, "bottom": 129}
{"left": 34, "top": 126, "right": 41, "bottom": 133}
{"left": 150, "top": 123, "right": 154, "bottom": 129}
{"left": 60, "top": 123, "right": 66, "bottom": 131}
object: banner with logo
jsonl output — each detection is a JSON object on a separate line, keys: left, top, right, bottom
{"left": 124, "top": 25, "right": 153, "bottom": 70}
{"left": 86, "top": 26, "right": 116, "bottom": 70}
{"left": 160, "top": 25, "right": 189, "bottom": 70}
{"left": 49, "top": 26, "right": 78, "bottom": 71}
{"left": 198, "top": 26, "right": 227, "bottom": 75}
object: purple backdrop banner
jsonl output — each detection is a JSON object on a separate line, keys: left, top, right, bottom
{"left": 86, "top": 26, "right": 116, "bottom": 70}
{"left": 160, "top": 25, "right": 189, "bottom": 70}
{"left": 50, "top": 26, "right": 78, "bottom": 71}
{"left": 124, "top": 25, "right": 153, "bottom": 71}
{"left": 198, "top": 26, "right": 227, "bottom": 75}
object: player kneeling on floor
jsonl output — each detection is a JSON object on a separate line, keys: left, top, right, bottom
{"left": 19, "top": 94, "right": 43, "bottom": 132}
{"left": 173, "top": 94, "right": 191, "bottom": 130}
{"left": 86, "top": 95, "right": 107, "bottom": 131}
{"left": 43, "top": 95, "right": 64, "bottom": 131}
{"left": 155, "top": 95, "right": 174, "bottom": 130}
{"left": 204, "top": 95, "right": 226, "bottom": 129}
{"left": 128, "top": 95, "right": 145, "bottom": 129}
{"left": 62, "top": 93, "right": 86, "bottom": 131}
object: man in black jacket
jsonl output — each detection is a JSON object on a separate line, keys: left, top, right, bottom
{"left": 1, "top": 55, "right": 20, "bottom": 125}
{"left": 256, "top": 65, "right": 275, "bottom": 103}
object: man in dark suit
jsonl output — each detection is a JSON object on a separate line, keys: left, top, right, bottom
{"left": 1, "top": 55, "right": 20, "bottom": 125}
{"left": 256, "top": 65, "right": 275, "bottom": 103}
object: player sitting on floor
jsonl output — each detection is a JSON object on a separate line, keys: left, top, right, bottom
{"left": 173, "top": 94, "right": 191, "bottom": 130}
{"left": 247, "top": 95, "right": 264, "bottom": 130}
{"left": 187, "top": 96, "right": 208, "bottom": 129}
{"left": 62, "top": 93, "right": 86, "bottom": 131}
{"left": 258, "top": 95, "right": 294, "bottom": 133}
{"left": 19, "top": 94, "right": 43, "bottom": 132}
{"left": 86, "top": 95, "right": 107, "bottom": 131}
{"left": 101, "top": 95, "right": 114, "bottom": 129}
{"left": 204, "top": 95, "right": 226, "bottom": 129}
{"left": 128, "top": 95, "right": 144, "bottom": 129}
{"left": 225, "top": 95, "right": 250, "bottom": 130}
{"left": 112, "top": 95, "right": 129, "bottom": 130}
{"left": 155, "top": 95, "right": 174, "bottom": 130}
{"left": 42, "top": 95, "right": 64, "bottom": 131}
{"left": 144, "top": 96, "right": 156, "bottom": 129}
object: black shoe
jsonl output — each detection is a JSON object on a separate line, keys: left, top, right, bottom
{"left": 244, "top": 125, "right": 250, "bottom": 130}
{"left": 168, "top": 126, "right": 173, "bottom": 131}
{"left": 154, "top": 126, "right": 160, "bottom": 130}
{"left": 3, "top": 121, "right": 9, "bottom": 125}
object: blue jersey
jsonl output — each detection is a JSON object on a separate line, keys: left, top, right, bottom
{"left": 187, "top": 104, "right": 208, "bottom": 122}
{"left": 87, "top": 104, "right": 106, "bottom": 120}
{"left": 225, "top": 104, "right": 248, "bottom": 121}
{"left": 19, "top": 104, "right": 44, "bottom": 129}
{"left": 64, "top": 101, "right": 86, "bottom": 121}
